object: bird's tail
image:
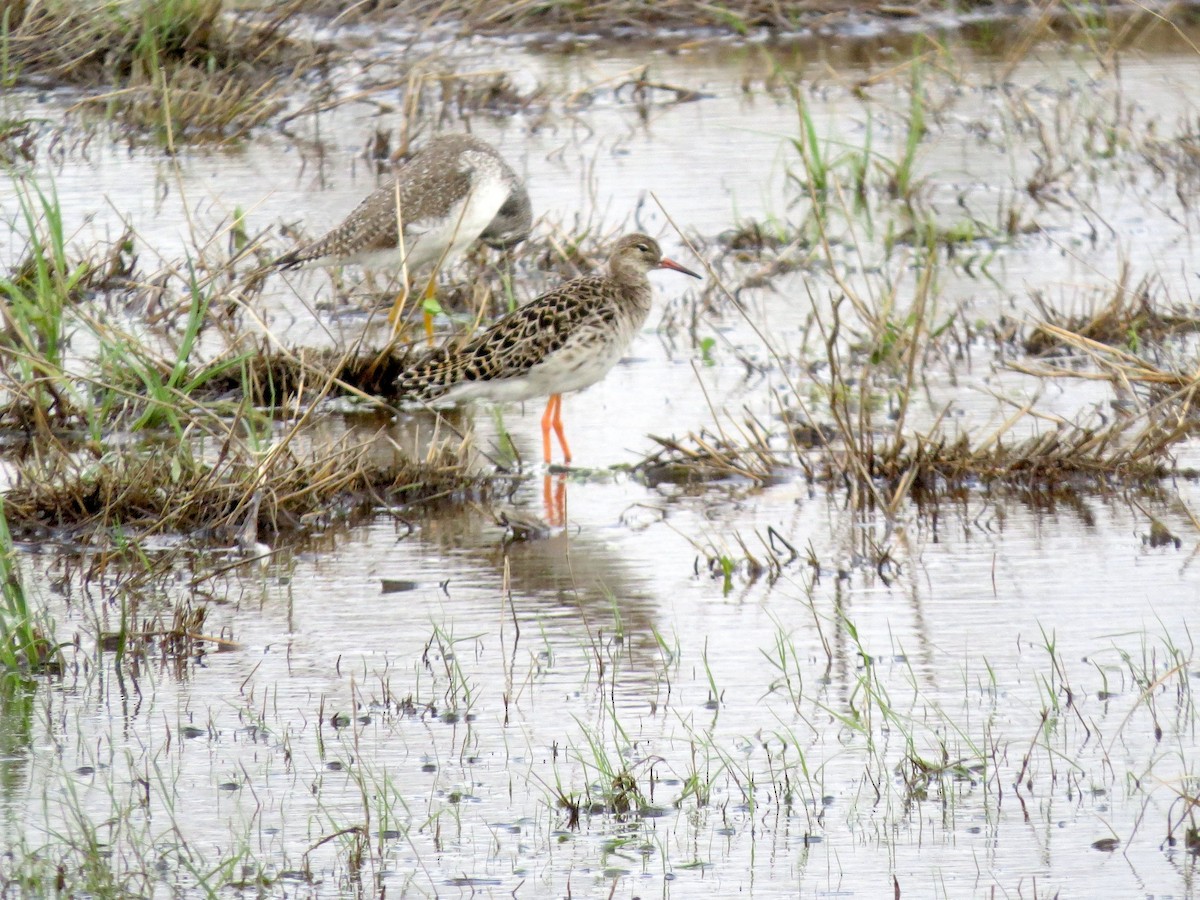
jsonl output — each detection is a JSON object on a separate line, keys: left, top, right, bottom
{"left": 271, "top": 248, "right": 306, "bottom": 270}
{"left": 395, "top": 348, "right": 460, "bottom": 402}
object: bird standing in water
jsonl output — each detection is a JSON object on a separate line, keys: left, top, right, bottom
{"left": 395, "top": 233, "right": 701, "bottom": 464}
{"left": 273, "top": 133, "right": 531, "bottom": 340}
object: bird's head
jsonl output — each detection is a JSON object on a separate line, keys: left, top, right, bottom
{"left": 610, "top": 233, "right": 702, "bottom": 281}
{"left": 480, "top": 183, "right": 533, "bottom": 250}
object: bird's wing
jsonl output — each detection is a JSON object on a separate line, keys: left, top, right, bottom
{"left": 397, "top": 275, "right": 610, "bottom": 396}
{"left": 273, "top": 182, "right": 404, "bottom": 267}
{"left": 275, "top": 158, "right": 476, "bottom": 267}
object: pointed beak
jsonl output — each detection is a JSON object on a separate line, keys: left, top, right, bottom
{"left": 658, "top": 256, "right": 702, "bottom": 279}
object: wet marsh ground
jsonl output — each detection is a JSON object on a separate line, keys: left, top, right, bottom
{"left": 5, "top": 1, "right": 1200, "bottom": 897}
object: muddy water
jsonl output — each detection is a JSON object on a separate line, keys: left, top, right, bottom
{"left": 5, "top": 16, "right": 1200, "bottom": 899}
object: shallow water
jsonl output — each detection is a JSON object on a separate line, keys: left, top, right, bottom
{"left": 5, "top": 12, "right": 1200, "bottom": 899}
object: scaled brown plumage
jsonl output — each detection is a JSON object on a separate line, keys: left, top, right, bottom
{"left": 395, "top": 233, "right": 702, "bottom": 463}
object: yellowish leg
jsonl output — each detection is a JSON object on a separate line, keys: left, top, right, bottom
{"left": 419, "top": 278, "right": 441, "bottom": 347}
{"left": 386, "top": 278, "right": 438, "bottom": 346}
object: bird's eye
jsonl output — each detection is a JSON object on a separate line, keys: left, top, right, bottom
{"left": 637, "top": 243, "right": 649, "bottom": 252}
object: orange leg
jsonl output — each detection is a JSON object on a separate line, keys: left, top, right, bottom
{"left": 540, "top": 394, "right": 572, "bottom": 465}
{"left": 540, "top": 395, "right": 556, "bottom": 464}
{"left": 550, "top": 394, "right": 572, "bottom": 464}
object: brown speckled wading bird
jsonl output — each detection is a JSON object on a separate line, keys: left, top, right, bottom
{"left": 395, "top": 233, "right": 701, "bottom": 464}
{"left": 273, "top": 133, "right": 531, "bottom": 338}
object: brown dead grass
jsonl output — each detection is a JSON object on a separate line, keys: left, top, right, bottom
{"left": 3, "top": 1, "right": 304, "bottom": 85}
{"left": 3, "top": 0, "right": 319, "bottom": 140}
{"left": 640, "top": 401, "right": 1183, "bottom": 507}
{"left": 1024, "top": 268, "right": 1200, "bottom": 356}
{"left": 3, "top": 436, "right": 483, "bottom": 543}
{"left": 290, "top": 0, "right": 1192, "bottom": 40}
{"left": 640, "top": 281, "right": 1200, "bottom": 506}
{"left": 295, "top": 0, "right": 980, "bottom": 32}
{"left": 168, "top": 344, "right": 421, "bottom": 409}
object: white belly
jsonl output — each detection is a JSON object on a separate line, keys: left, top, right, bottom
{"left": 403, "top": 173, "right": 510, "bottom": 274}
{"left": 441, "top": 326, "right": 635, "bottom": 405}
{"left": 332, "top": 168, "right": 510, "bottom": 274}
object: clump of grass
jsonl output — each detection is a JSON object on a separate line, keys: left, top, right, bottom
{"left": 4, "top": 0, "right": 314, "bottom": 141}
{"left": 639, "top": 419, "right": 780, "bottom": 487}
{"left": 1011, "top": 320, "right": 1200, "bottom": 404}
{"left": 799, "top": 265, "right": 1193, "bottom": 513}
{"left": 664, "top": 199, "right": 1196, "bottom": 522}
{"left": 296, "top": 0, "right": 813, "bottom": 31}
{"left": 0, "top": 498, "right": 60, "bottom": 675}
{"left": 3, "top": 434, "right": 484, "bottom": 544}
{"left": 6, "top": 0, "right": 287, "bottom": 83}
{"left": 0, "top": 115, "right": 39, "bottom": 164}
{"left": 0, "top": 170, "right": 482, "bottom": 545}
{"left": 0, "top": 173, "right": 252, "bottom": 434}
{"left": 694, "top": 527, "right": 800, "bottom": 595}
{"left": 157, "top": 343, "right": 420, "bottom": 408}
{"left": 1024, "top": 269, "right": 1200, "bottom": 355}
{"left": 297, "top": 0, "right": 1115, "bottom": 35}
{"left": 650, "top": 384, "right": 1180, "bottom": 512}
{"left": 717, "top": 219, "right": 790, "bottom": 254}
{"left": 0, "top": 175, "right": 111, "bottom": 428}
{"left": 854, "top": 419, "right": 1179, "bottom": 500}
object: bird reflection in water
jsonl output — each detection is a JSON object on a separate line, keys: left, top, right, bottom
{"left": 498, "top": 473, "right": 568, "bottom": 542}
{"left": 543, "top": 473, "right": 566, "bottom": 528}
